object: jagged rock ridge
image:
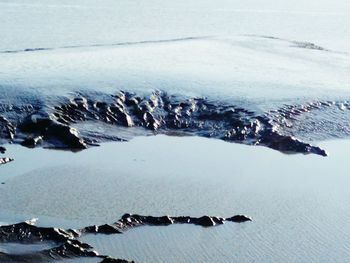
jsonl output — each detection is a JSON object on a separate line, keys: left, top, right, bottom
{"left": 0, "top": 213, "right": 251, "bottom": 262}
{"left": 0, "top": 90, "right": 334, "bottom": 158}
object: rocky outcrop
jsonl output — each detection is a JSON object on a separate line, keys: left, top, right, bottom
{"left": 83, "top": 213, "right": 252, "bottom": 234}
{"left": 0, "top": 90, "right": 332, "bottom": 156}
{"left": 0, "top": 157, "right": 13, "bottom": 165}
{"left": 0, "top": 213, "right": 251, "bottom": 262}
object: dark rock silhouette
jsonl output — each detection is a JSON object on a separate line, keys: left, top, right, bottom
{"left": 21, "top": 136, "right": 43, "bottom": 148}
{"left": 0, "top": 146, "right": 5, "bottom": 153}
{"left": 83, "top": 213, "right": 252, "bottom": 234}
{"left": 0, "top": 213, "right": 251, "bottom": 262}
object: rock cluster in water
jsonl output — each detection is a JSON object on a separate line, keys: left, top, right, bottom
{"left": 0, "top": 146, "right": 13, "bottom": 166}
{"left": 84, "top": 213, "right": 252, "bottom": 235}
{"left": 0, "top": 157, "right": 13, "bottom": 165}
{"left": 0, "top": 213, "right": 251, "bottom": 262}
{"left": 0, "top": 90, "right": 332, "bottom": 156}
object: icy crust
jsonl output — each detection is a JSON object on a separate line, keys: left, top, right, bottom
{"left": 0, "top": 214, "right": 251, "bottom": 262}
{"left": 0, "top": 90, "right": 334, "bottom": 161}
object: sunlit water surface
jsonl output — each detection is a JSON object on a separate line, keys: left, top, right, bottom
{"left": 1, "top": 136, "right": 350, "bottom": 262}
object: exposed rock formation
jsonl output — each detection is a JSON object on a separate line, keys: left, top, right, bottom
{"left": 0, "top": 213, "right": 251, "bottom": 262}
{"left": 0, "top": 90, "right": 331, "bottom": 156}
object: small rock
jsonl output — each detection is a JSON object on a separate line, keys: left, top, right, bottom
{"left": 96, "top": 224, "right": 122, "bottom": 234}
{"left": 195, "top": 216, "right": 216, "bottom": 227}
{"left": 21, "top": 136, "right": 43, "bottom": 148}
{"left": 100, "top": 257, "right": 134, "bottom": 263}
{"left": 0, "top": 146, "right": 6, "bottom": 154}
{"left": 46, "top": 124, "right": 87, "bottom": 149}
{"left": 125, "top": 97, "right": 139, "bottom": 106}
{"left": 0, "top": 157, "right": 13, "bottom": 165}
{"left": 226, "top": 215, "right": 252, "bottom": 223}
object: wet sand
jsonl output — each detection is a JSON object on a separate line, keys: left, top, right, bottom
{"left": 1, "top": 135, "right": 350, "bottom": 262}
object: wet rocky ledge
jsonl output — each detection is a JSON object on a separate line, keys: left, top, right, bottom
{"left": 0, "top": 90, "right": 336, "bottom": 160}
{"left": 0, "top": 213, "right": 251, "bottom": 262}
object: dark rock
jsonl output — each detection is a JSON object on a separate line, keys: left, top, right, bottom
{"left": 21, "top": 136, "right": 43, "bottom": 148}
{"left": 100, "top": 257, "right": 134, "bottom": 263}
{"left": 158, "top": 215, "right": 174, "bottom": 225}
{"left": 46, "top": 123, "right": 87, "bottom": 149}
{"left": 0, "top": 221, "right": 75, "bottom": 243}
{"left": 85, "top": 213, "right": 251, "bottom": 235}
{"left": 0, "top": 212, "right": 251, "bottom": 262}
{"left": 0, "top": 157, "right": 13, "bottom": 165}
{"left": 143, "top": 112, "right": 160, "bottom": 130}
{"left": 0, "top": 90, "right": 332, "bottom": 156}
{"left": 175, "top": 216, "right": 191, "bottom": 223}
{"left": 96, "top": 224, "right": 123, "bottom": 234}
{"left": 94, "top": 101, "right": 108, "bottom": 110}
{"left": 0, "top": 115, "right": 15, "bottom": 140}
{"left": 226, "top": 215, "right": 252, "bottom": 223}
{"left": 109, "top": 105, "right": 133, "bottom": 127}
{"left": 121, "top": 213, "right": 131, "bottom": 220}
{"left": 19, "top": 114, "right": 54, "bottom": 133}
{"left": 0, "top": 146, "right": 5, "bottom": 154}
{"left": 212, "top": 217, "right": 225, "bottom": 225}
{"left": 193, "top": 216, "right": 216, "bottom": 227}
{"left": 85, "top": 224, "right": 122, "bottom": 234}
{"left": 261, "top": 132, "right": 328, "bottom": 157}
{"left": 125, "top": 97, "right": 140, "bottom": 107}
{"left": 143, "top": 215, "right": 174, "bottom": 225}
{"left": 72, "top": 97, "right": 88, "bottom": 110}
{"left": 0, "top": 221, "right": 103, "bottom": 262}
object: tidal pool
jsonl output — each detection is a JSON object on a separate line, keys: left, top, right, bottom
{"left": 1, "top": 135, "right": 350, "bottom": 262}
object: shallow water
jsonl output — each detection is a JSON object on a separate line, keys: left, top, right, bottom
{"left": 1, "top": 136, "right": 350, "bottom": 262}
{"left": 0, "top": 242, "right": 57, "bottom": 255}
